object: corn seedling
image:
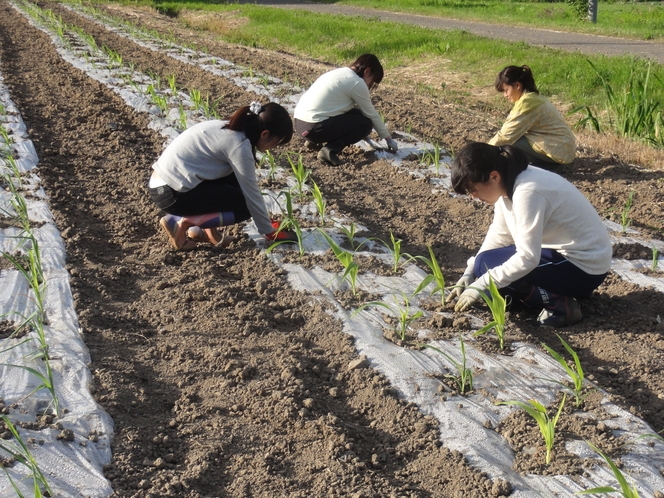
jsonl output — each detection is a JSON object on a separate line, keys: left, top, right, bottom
{"left": 498, "top": 394, "right": 566, "bottom": 464}
{"left": 541, "top": 334, "right": 590, "bottom": 407}
{"left": 378, "top": 231, "right": 413, "bottom": 273}
{"left": 336, "top": 222, "right": 366, "bottom": 251}
{"left": 472, "top": 271, "right": 507, "bottom": 349}
{"left": 189, "top": 88, "right": 203, "bottom": 112}
{"left": 576, "top": 442, "right": 641, "bottom": 497}
{"left": 318, "top": 229, "right": 360, "bottom": 295}
{"left": 311, "top": 182, "right": 327, "bottom": 226}
{"left": 620, "top": 191, "right": 635, "bottom": 233}
{"left": 354, "top": 291, "right": 423, "bottom": 341}
{"left": 286, "top": 152, "right": 310, "bottom": 202}
{"left": 652, "top": 246, "right": 659, "bottom": 271}
{"left": 259, "top": 150, "right": 279, "bottom": 179}
{"left": 152, "top": 94, "right": 168, "bottom": 117}
{"left": 420, "top": 336, "right": 473, "bottom": 394}
{"left": 414, "top": 245, "right": 446, "bottom": 306}
{"left": 0, "top": 416, "right": 52, "bottom": 497}
{"left": 421, "top": 143, "right": 443, "bottom": 175}
{"left": 259, "top": 75, "right": 270, "bottom": 88}
{"left": 265, "top": 190, "right": 306, "bottom": 257}
{"left": 178, "top": 104, "right": 188, "bottom": 131}
{"left": 168, "top": 74, "right": 178, "bottom": 96}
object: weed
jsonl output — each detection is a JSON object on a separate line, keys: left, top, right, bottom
{"left": 568, "top": 104, "right": 601, "bottom": 132}
{"left": 498, "top": 394, "right": 566, "bottom": 464}
{"left": 355, "top": 291, "right": 423, "bottom": 341}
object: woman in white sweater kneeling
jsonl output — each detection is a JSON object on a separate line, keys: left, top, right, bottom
{"left": 446, "top": 142, "right": 611, "bottom": 327}
{"left": 294, "top": 54, "right": 397, "bottom": 166}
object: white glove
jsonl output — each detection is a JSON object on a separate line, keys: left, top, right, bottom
{"left": 454, "top": 287, "right": 483, "bottom": 312}
{"left": 385, "top": 138, "right": 398, "bottom": 152}
{"left": 446, "top": 273, "right": 475, "bottom": 303}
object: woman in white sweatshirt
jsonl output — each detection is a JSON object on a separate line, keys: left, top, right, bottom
{"left": 446, "top": 142, "right": 611, "bottom": 327}
{"left": 294, "top": 54, "right": 398, "bottom": 166}
{"left": 148, "top": 102, "right": 297, "bottom": 251}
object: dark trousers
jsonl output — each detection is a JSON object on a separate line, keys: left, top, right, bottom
{"left": 295, "top": 108, "right": 373, "bottom": 152}
{"left": 149, "top": 174, "right": 250, "bottom": 220}
{"left": 512, "top": 136, "right": 563, "bottom": 172}
{"left": 474, "top": 245, "right": 607, "bottom": 298}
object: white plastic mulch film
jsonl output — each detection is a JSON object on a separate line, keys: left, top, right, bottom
{"left": 1, "top": 1, "right": 663, "bottom": 497}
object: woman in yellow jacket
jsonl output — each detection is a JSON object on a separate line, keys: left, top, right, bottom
{"left": 489, "top": 65, "right": 576, "bottom": 170}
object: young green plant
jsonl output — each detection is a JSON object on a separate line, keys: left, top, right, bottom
{"left": 354, "top": 291, "right": 423, "bottom": 341}
{"left": 311, "top": 181, "right": 327, "bottom": 226}
{"left": 286, "top": 152, "right": 310, "bottom": 202}
{"left": 541, "top": 334, "right": 590, "bottom": 407}
{"left": 420, "top": 336, "right": 473, "bottom": 394}
{"left": 265, "top": 190, "right": 306, "bottom": 257}
{"left": 576, "top": 442, "right": 641, "bottom": 497}
{"left": 0, "top": 415, "right": 53, "bottom": 497}
{"left": 652, "top": 246, "right": 659, "bottom": 271}
{"left": 473, "top": 271, "right": 507, "bottom": 349}
{"left": 378, "top": 231, "right": 413, "bottom": 273}
{"left": 335, "top": 222, "right": 366, "bottom": 251}
{"left": 318, "top": 229, "right": 360, "bottom": 295}
{"left": 498, "top": 394, "right": 566, "bottom": 464}
{"left": 620, "top": 191, "right": 635, "bottom": 233}
{"left": 414, "top": 245, "right": 446, "bottom": 306}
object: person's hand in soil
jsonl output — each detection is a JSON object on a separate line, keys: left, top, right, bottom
{"left": 454, "top": 286, "right": 482, "bottom": 312}
{"left": 386, "top": 137, "right": 398, "bottom": 152}
{"left": 446, "top": 273, "right": 475, "bottom": 304}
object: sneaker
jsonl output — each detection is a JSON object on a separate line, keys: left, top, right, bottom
{"left": 537, "top": 297, "right": 582, "bottom": 328}
{"left": 318, "top": 147, "right": 344, "bottom": 166}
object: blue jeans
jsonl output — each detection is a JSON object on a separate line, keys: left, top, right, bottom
{"left": 474, "top": 245, "right": 607, "bottom": 298}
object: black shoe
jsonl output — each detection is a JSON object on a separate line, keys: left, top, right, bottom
{"left": 318, "top": 147, "right": 344, "bottom": 166}
{"left": 537, "top": 297, "right": 582, "bottom": 328}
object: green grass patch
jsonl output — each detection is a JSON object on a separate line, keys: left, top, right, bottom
{"left": 307, "top": 0, "right": 664, "bottom": 41}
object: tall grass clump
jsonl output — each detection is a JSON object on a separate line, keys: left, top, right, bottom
{"left": 583, "top": 60, "right": 664, "bottom": 147}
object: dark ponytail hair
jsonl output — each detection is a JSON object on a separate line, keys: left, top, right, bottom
{"left": 451, "top": 142, "right": 528, "bottom": 200}
{"left": 350, "top": 54, "right": 384, "bottom": 85}
{"left": 224, "top": 102, "right": 293, "bottom": 151}
{"left": 494, "top": 65, "right": 538, "bottom": 94}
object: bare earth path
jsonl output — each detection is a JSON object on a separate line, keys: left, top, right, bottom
{"left": 242, "top": 0, "right": 664, "bottom": 64}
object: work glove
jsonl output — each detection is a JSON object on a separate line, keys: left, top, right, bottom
{"left": 265, "top": 229, "right": 298, "bottom": 243}
{"left": 445, "top": 273, "right": 475, "bottom": 304}
{"left": 454, "top": 287, "right": 483, "bottom": 313}
{"left": 385, "top": 138, "right": 398, "bottom": 153}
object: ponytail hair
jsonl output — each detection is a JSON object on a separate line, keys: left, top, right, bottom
{"left": 451, "top": 142, "right": 528, "bottom": 200}
{"left": 494, "top": 65, "right": 538, "bottom": 94}
{"left": 224, "top": 102, "right": 293, "bottom": 150}
{"left": 350, "top": 54, "right": 384, "bottom": 85}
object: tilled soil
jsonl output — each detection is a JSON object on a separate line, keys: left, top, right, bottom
{"left": 0, "top": 1, "right": 663, "bottom": 497}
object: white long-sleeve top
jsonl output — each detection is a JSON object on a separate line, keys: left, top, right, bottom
{"left": 152, "top": 120, "right": 273, "bottom": 235}
{"left": 294, "top": 67, "right": 390, "bottom": 139}
{"left": 467, "top": 167, "right": 612, "bottom": 292}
